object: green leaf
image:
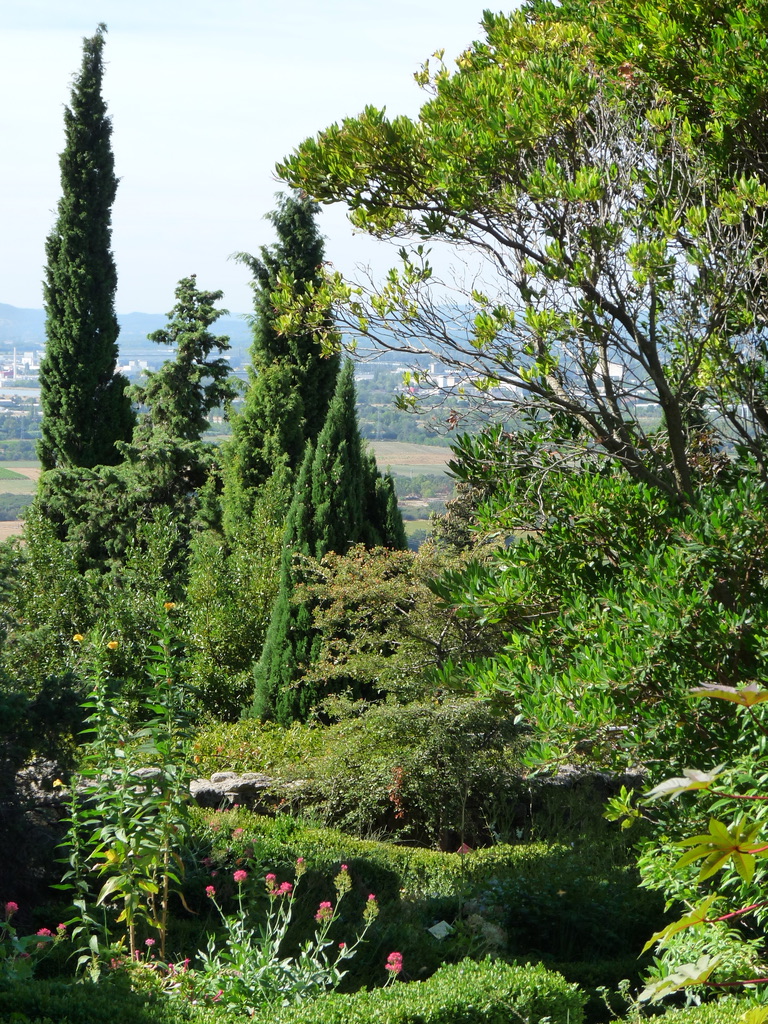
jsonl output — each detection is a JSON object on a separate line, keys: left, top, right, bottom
{"left": 96, "top": 873, "right": 128, "bottom": 905}
{"left": 638, "top": 955, "right": 721, "bottom": 1003}
{"left": 644, "top": 766, "right": 725, "bottom": 802}
{"left": 690, "top": 683, "right": 768, "bottom": 707}
{"left": 675, "top": 817, "right": 764, "bottom": 882}
{"left": 642, "top": 895, "right": 718, "bottom": 953}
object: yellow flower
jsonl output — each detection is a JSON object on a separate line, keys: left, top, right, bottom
{"left": 163, "top": 601, "right": 176, "bottom": 611}
{"left": 106, "top": 640, "right": 119, "bottom": 650}
{"left": 73, "top": 634, "right": 84, "bottom": 643}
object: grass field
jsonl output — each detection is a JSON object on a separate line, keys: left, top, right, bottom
{"left": 0, "top": 521, "right": 23, "bottom": 542}
{"left": 0, "top": 465, "right": 39, "bottom": 494}
{"left": 370, "top": 442, "right": 453, "bottom": 477}
{"left": 0, "top": 463, "right": 40, "bottom": 539}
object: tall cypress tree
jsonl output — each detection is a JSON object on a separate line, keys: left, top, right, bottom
{"left": 224, "top": 193, "right": 340, "bottom": 525}
{"left": 38, "top": 25, "right": 133, "bottom": 471}
{"left": 252, "top": 360, "right": 406, "bottom": 723}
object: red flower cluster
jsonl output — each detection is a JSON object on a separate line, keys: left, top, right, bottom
{"left": 385, "top": 951, "right": 403, "bottom": 974}
{"left": 314, "top": 900, "right": 333, "bottom": 923}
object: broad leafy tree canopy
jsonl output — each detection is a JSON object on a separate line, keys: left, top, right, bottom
{"left": 277, "top": 3, "right": 768, "bottom": 499}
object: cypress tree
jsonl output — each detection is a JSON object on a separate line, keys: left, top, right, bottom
{"left": 252, "top": 361, "right": 407, "bottom": 723}
{"left": 224, "top": 193, "right": 340, "bottom": 524}
{"left": 38, "top": 25, "right": 133, "bottom": 470}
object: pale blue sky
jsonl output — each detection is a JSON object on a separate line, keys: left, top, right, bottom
{"left": 0, "top": 1, "right": 490, "bottom": 314}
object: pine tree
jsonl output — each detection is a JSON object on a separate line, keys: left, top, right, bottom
{"left": 131, "top": 276, "right": 236, "bottom": 444}
{"left": 224, "top": 193, "right": 340, "bottom": 525}
{"left": 252, "top": 361, "right": 406, "bottom": 722}
{"left": 38, "top": 25, "right": 133, "bottom": 470}
{"left": 35, "top": 277, "right": 235, "bottom": 570}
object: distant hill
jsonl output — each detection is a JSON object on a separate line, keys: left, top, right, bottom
{"left": 0, "top": 304, "right": 44, "bottom": 346}
{"left": 0, "top": 303, "right": 253, "bottom": 362}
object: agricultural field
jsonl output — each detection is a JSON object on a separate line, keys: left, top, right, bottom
{"left": 369, "top": 441, "right": 453, "bottom": 477}
{"left": 0, "top": 461, "right": 39, "bottom": 538}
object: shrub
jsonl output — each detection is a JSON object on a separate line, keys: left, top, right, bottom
{"left": 0, "top": 977, "right": 214, "bottom": 1024}
{"left": 185, "top": 811, "right": 662, "bottom": 994}
{"left": 188, "top": 809, "right": 561, "bottom": 901}
{"left": 253, "top": 957, "right": 585, "bottom": 1024}
{"left": 645, "top": 998, "right": 766, "bottom": 1023}
{"left": 191, "top": 699, "right": 525, "bottom": 848}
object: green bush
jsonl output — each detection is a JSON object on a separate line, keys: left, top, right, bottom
{"left": 191, "top": 699, "right": 524, "bottom": 848}
{"left": 188, "top": 808, "right": 563, "bottom": 901}
{"left": 254, "top": 957, "right": 585, "bottom": 1024}
{"left": 0, "top": 977, "right": 215, "bottom": 1024}
{"left": 184, "top": 811, "right": 661, "bottom": 995}
{"left": 186, "top": 810, "right": 561, "bottom": 985}
{"left": 647, "top": 998, "right": 764, "bottom": 1023}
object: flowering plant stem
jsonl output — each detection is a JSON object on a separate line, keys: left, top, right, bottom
{"left": 57, "top": 601, "right": 191, "bottom": 970}
{"left": 195, "top": 862, "right": 378, "bottom": 1014}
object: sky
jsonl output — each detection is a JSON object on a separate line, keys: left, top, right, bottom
{"left": 0, "top": 1, "right": 491, "bottom": 315}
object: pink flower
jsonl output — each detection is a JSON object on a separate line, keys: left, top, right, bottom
{"left": 205, "top": 885, "right": 216, "bottom": 898}
{"left": 36, "top": 928, "right": 53, "bottom": 937}
{"left": 233, "top": 870, "right": 248, "bottom": 884}
{"left": 56, "top": 923, "right": 67, "bottom": 934}
{"left": 233, "top": 828, "right": 244, "bottom": 837}
{"left": 338, "top": 942, "right": 346, "bottom": 949}
{"left": 278, "top": 881, "right": 293, "bottom": 895}
{"left": 385, "top": 951, "right": 403, "bottom": 974}
{"left": 340, "top": 864, "right": 348, "bottom": 872}
{"left": 265, "top": 873, "right": 277, "bottom": 883}
{"left": 4, "top": 901, "right": 18, "bottom": 918}
{"left": 296, "top": 857, "right": 305, "bottom": 865}
{"left": 145, "top": 938, "right": 156, "bottom": 947}
{"left": 368, "top": 893, "right": 376, "bottom": 901}
{"left": 314, "top": 900, "right": 334, "bottom": 923}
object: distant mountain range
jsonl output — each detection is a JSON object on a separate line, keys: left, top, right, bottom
{"left": 0, "top": 303, "right": 254, "bottom": 360}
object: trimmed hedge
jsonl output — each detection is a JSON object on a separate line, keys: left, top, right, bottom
{"left": 190, "top": 807, "right": 570, "bottom": 900}
{"left": 255, "top": 958, "right": 585, "bottom": 1024}
{"left": 0, "top": 978, "right": 215, "bottom": 1024}
{"left": 651, "top": 998, "right": 765, "bottom": 1023}
{"left": 185, "top": 810, "right": 661, "bottom": 995}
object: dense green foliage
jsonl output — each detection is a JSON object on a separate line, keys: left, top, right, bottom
{"left": 278, "top": 6, "right": 768, "bottom": 500}
{"left": 257, "top": 958, "right": 585, "bottom": 1024}
{"left": 224, "top": 194, "right": 340, "bottom": 526}
{"left": 252, "top": 361, "right": 405, "bottom": 723}
{"left": 38, "top": 26, "right": 133, "bottom": 471}
{"left": 131, "top": 277, "right": 236, "bottom": 445}
{"left": 10, "top": 5, "right": 768, "bottom": 1023}
{"left": 0, "top": 977, "right": 215, "bottom": 1024}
